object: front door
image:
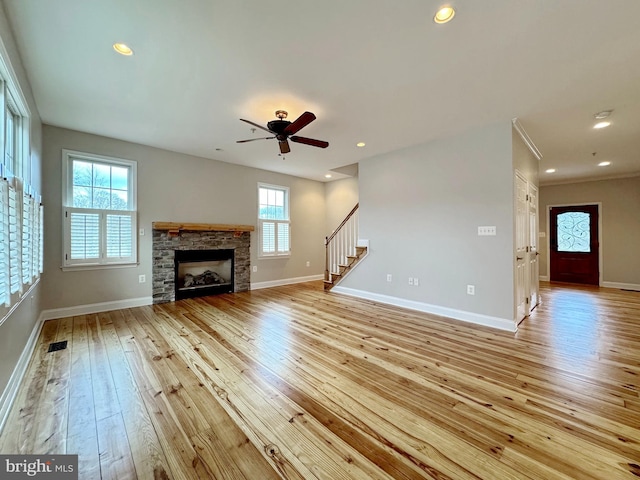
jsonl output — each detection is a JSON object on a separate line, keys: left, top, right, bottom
{"left": 550, "top": 205, "right": 599, "bottom": 285}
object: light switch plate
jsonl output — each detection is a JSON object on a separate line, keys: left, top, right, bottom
{"left": 478, "top": 226, "right": 497, "bottom": 236}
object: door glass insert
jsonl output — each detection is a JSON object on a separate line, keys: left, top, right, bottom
{"left": 557, "top": 212, "right": 590, "bottom": 252}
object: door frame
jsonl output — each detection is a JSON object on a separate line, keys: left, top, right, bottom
{"left": 514, "top": 170, "right": 540, "bottom": 325}
{"left": 545, "top": 202, "right": 603, "bottom": 286}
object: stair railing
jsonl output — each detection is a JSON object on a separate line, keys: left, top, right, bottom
{"left": 325, "top": 203, "right": 359, "bottom": 282}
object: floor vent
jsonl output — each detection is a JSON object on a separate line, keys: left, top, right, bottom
{"left": 48, "top": 341, "right": 68, "bottom": 353}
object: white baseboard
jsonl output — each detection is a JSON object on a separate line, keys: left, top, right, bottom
{"left": 251, "top": 274, "right": 323, "bottom": 290}
{"left": 40, "top": 296, "right": 153, "bottom": 321}
{"left": 602, "top": 281, "right": 640, "bottom": 291}
{"left": 331, "top": 286, "right": 517, "bottom": 332}
{"left": 539, "top": 275, "right": 549, "bottom": 281}
{"left": 0, "top": 313, "right": 45, "bottom": 435}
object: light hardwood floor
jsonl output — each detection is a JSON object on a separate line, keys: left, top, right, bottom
{"left": 1, "top": 281, "right": 639, "bottom": 479}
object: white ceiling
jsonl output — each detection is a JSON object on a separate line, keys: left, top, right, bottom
{"left": 3, "top": 0, "right": 640, "bottom": 184}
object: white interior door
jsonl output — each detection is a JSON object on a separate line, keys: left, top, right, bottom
{"left": 515, "top": 172, "right": 528, "bottom": 322}
{"left": 528, "top": 184, "right": 539, "bottom": 309}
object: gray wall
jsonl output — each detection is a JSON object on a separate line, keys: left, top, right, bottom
{"left": 0, "top": 6, "right": 43, "bottom": 400}
{"left": 512, "top": 128, "right": 539, "bottom": 186}
{"left": 41, "top": 125, "right": 326, "bottom": 310}
{"left": 340, "top": 122, "right": 516, "bottom": 322}
{"left": 539, "top": 176, "right": 640, "bottom": 286}
{"left": 325, "top": 176, "right": 359, "bottom": 236}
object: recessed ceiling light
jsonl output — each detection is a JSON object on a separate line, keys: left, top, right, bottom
{"left": 593, "top": 121, "right": 611, "bottom": 129}
{"left": 113, "top": 43, "right": 134, "bottom": 56}
{"left": 325, "top": 174, "right": 332, "bottom": 178}
{"left": 434, "top": 6, "right": 456, "bottom": 24}
{"left": 598, "top": 161, "right": 611, "bottom": 167}
{"left": 356, "top": 142, "right": 366, "bottom": 147}
{"left": 545, "top": 168, "right": 556, "bottom": 173}
{"left": 594, "top": 110, "right": 613, "bottom": 120}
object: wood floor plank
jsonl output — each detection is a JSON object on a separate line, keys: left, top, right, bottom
{"left": 2, "top": 281, "right": 639, "bottom": 479}
{"left": 96, "top": 413, "right": 137, "bottom": 480}
{"left": 0, "top": 319, "right": 59, "bottom": 454}
{"left": 87, "top": 314, "right": 121, "bottom": 422}
{"left": 67, "top": 315, "right": 100, "bottom": 479}
{"left": 100, "top": 311, "right": 172, "bottom": 480}
{"left": 32, "top": 316, "right": 72, "bottom": 454}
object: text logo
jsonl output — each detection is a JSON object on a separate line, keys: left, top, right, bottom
{"left": 1, "top": 455, "right": 77, "bottom": 479}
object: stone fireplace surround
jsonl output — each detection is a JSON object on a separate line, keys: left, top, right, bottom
{"left": 152, "top": 222, "right": 254, "bottom": 304}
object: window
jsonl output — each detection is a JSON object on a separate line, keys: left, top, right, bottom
{"left": 0, "top": 179, "right": 9, "bottom": 306}
{"left": 557, "top": 211, "right": 591, "bottom": 252}
{"left": 258, "top": 183, "right": 290, "bottom": 257}
{"left": 62, "top": 150, "right": 137, "bottom": 268}
{"left": 5, "top": 104, "right": 16, "bottom": 172}
{"left": 0, "top": 56, "right": 39, "bottom": 318}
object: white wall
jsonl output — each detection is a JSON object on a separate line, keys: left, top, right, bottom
{"left": 539, "top": 176, "right": 640, "bottom": 287}
{"left": 338, "top": 122, "right": 516, "bottom": 329}
{"left": 0, "top": 6, "right": 43, "bottom": 409}
{"left": 41, "top": 125, "right": 326, "bottom": 310}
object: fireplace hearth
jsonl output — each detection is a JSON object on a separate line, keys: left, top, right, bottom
{"left": 175, "top": 249, "right": 234, "bottom": 300}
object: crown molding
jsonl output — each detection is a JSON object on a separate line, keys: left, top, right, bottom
{"left": 512, "top": 118, "right": 542, "bottom": 161}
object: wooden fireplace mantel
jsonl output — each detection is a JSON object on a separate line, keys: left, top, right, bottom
{"left": 152, "top": 222, "right": 255, "bottom": 236}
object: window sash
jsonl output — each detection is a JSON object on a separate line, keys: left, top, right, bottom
{"left": 8, "top": 183, "right": 21, "bottom": 294}
{"left": 0, "top": 179, "right": 9, "bottom": 306}
{"left": 64, "top": 207, "right": 136, "bottom": 266}
{"left": 258, "top": 185, "right": 289, "bottom": 221}
{"left": 21, "top": 187, "right": 34, "bottom": 284}
{"left": 259, "top": 219, "right": 290, "bottom": 257}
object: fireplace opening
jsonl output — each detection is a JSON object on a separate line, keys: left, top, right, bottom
{"left": 175, "top": 249, "right": 234, "bottom": 300}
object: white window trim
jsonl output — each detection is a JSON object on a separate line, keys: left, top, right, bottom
{"left": 0, "top": 38, "right": 37, "bottom": 323}
{"left": 257, "top": 183, "right": 291, "bottom": 259}
{"left": 62, "top": 149, "right": 138, "bottom": 270}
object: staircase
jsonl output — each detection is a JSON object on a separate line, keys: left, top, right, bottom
{"left": 324, "top": 203, "right": 368, "bottom": 290}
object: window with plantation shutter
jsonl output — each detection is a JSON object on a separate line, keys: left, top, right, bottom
{"left": 21, "top": 186, "right": 33, "bottom": 284}
{"left": 62, "top": 150, "right": 137, "bottom": 268}
{"left": 31, "top": 195, "right": 39, "bottom": 278}
{"left": 8, "top": 183, "right": 21, "bottom": 294}
{"left": 38, "top": 203, "right": 44, "bottom": 273}
{"left": 258, "top": 183, "right": 290, "bottom": 258}
{"left": 0, "top": 179, "right": 9, "bottom": 306}
{"left": 2, "top": 41, "right": 38, "bottom": 322}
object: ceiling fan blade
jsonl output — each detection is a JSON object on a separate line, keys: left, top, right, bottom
{"left": 284, "top": 111, "right": 316, "bottom": 135}
{"left": 279, "top": 139, "right": 291, "bottom": 154}
{"left": 239, "top": 118, "right": 273, "bottom": 134}
{"left": 236, "top": 137, "right": 274, "bottom": 143}
{"left": 290, "top": 135, "right": 329, "bottom": 148}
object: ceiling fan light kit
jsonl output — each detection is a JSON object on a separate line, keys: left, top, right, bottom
{"left": 237, "top": 110, "right": 329, "bottom": 155}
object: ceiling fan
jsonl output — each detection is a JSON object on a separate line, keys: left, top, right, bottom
{"left": 237, "top": 110, "right": 329, "bottom": 154}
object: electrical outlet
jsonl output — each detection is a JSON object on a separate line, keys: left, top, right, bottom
{"left": 408, "top": 277, "right": 414, "bottom": 285}
{"left": 139, "top": 274, "right": 146, "bottom": 283}
{"left": 386, "top": 274, "right": 392, "bottom": 282}
{"left": 467, "top": 284, "right": 475, "bottom": 295}
{"left": 306, "top": 261, "right": 310, "bottom": 267}
{"left": 252, "top": 265, "right": 258, "bottom": 272}
{"left": 414, "top": 278, "right": 419, "bottom": 286}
